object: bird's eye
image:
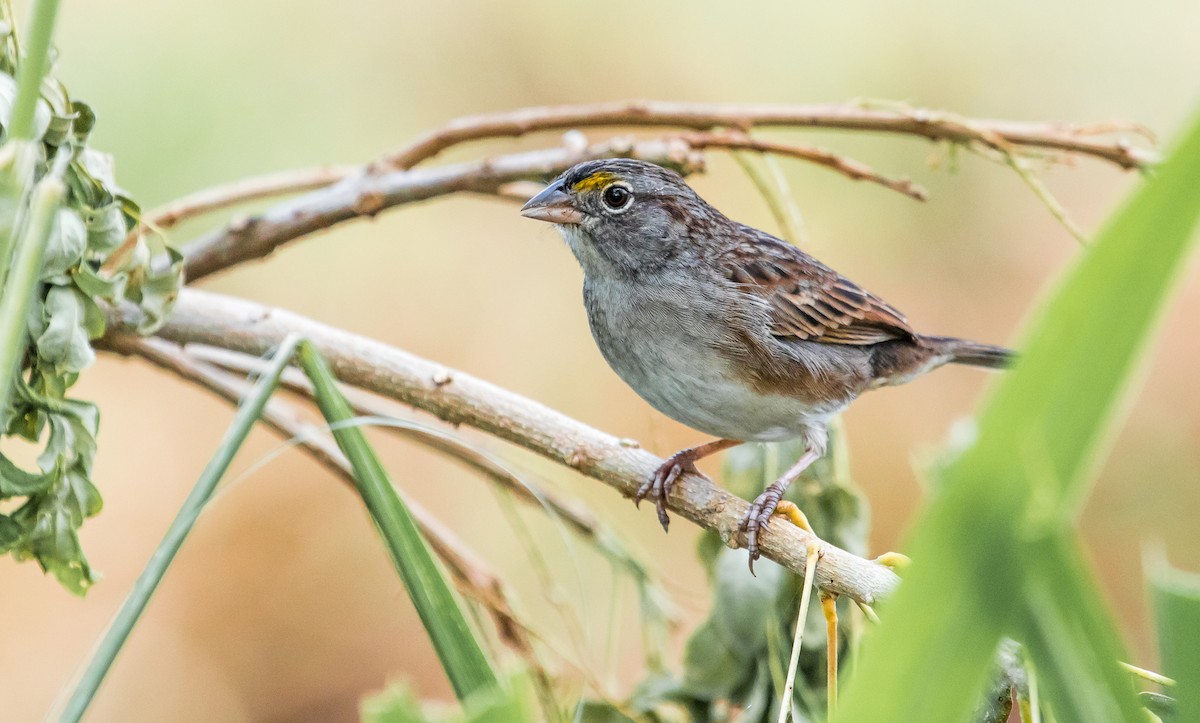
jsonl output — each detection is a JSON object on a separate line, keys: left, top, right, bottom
{"left": 602, "top": 184, "right": 632, "bottom": 211}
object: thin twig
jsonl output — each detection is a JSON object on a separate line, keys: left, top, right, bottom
{"left": 732, "top": 151, "right": 809, "bottom": 246}
{"left": 1003, "top": 153, "right": 1088, "bottom": 243}
{"left": 381, "top": 100, "right": 1156, "bottom": 171}
{"left": 102, "top": 288, "right": 903, "bottom": 606}
{"left": 181, "top": 137, "right": 704, "bottom": 282}
{"left": 140, "top": 165, "right": 356, "bottom": 234}
{"left": 684, "top": 130, "right": 928, "bottom": 201}
{"left": 779, "top": 540, "right": 822, "bottom": 723}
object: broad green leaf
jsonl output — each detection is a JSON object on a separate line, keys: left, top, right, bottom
{"left": 36, "top": 285, "right": 95, "bottom": 374}
{"left": 69, "top": 101, "right": 95, "bottom": 143}
{"left": 838, "top": 106, "right": 1200, "bottom": 723}
{"left": 80, "top": 202, "right": 126, "bottom": 255}
{"left": 712, "top": 548, "right": 790, "bottom": 659}
{"left": 681, "top": 619, "right": 747, "bottom": 699}
{"left": 0, "top": 451, "right": 51, "bottom": 495}
{"left": 41, "top": 206, "right": 86, "bottom": 278}
{"left": 0, "top": 71, "right": 51, "bottom": 142}
{"left": 73, "top": 261, "right": 127, "bottom": 301}
{"left": 1150, "top": 555, "right": 1200, "bottom": 723}
{"left": 131, "top": 245, "right": 183, "bottom": 333}
{"left": 0, "top": 514, "right": 21, "bottom": 550}
{"left": 1019, "top": 536, "right": 1141, "bottom": 722}
{"left": 10, "top": 463, "right": 98, "bottom": 594}
{"left": 298, "top": 341, "right": 499, "bottom": 702}
{"left": 77, "top": 291, "right": 106, "bottom": 339}
{"left": 1, "top": 390, "right": 103, "bottom": 595}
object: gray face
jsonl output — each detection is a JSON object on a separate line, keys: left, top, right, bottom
{"left": 521, "top": 159, "right": 717, "bottom": 277}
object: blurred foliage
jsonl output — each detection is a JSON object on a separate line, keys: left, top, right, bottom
{"left": 363, "top": 673, "right": 535, "bottom": 723}
{"left": 837, "top": 106, "right": 1200, "bottom": 723}
{"left": 0, "top": 6, "right": 183, "bottom": 594}
{"left": 623, "top": 429, "right": 866, "bottom": 722}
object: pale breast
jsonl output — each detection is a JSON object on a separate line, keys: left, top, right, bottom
{"left": 582, "top": 275, "right": 846, "bottom": 441}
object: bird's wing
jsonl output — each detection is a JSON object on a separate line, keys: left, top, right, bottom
{"left": 720, "top": 227, "right": 916, "bottom": 346}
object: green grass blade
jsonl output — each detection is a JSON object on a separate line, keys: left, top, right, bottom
{"left": 837, "top": 106, "right": 1200, "bottom": 723}
{"left": 974, "top": 117, "right": 1200, "bottom": 517}
{"left": 8, "top": 0, "right": 60, "bottom": 142}
{"left": 0, "top": 154, "right": 67, "bottom": 419}
{"left": 1019, "top": 536, "right": 1141, "bottom": 722}
{"left": 59, "top": 334, "right": 303, "bottom": 723}
{"left": 296, "top": 341, "right": 499, "bottom": 702}
{"left": 1149, "top": 555, "right": 1200, "bottom": 722}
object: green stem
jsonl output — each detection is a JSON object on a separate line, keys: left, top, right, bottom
{"left": 9, "top": 0, "right": 60, "bottom": 142}
{"left": 297, "top": 341, "right": 499, "bottom": 702}
{"left": 58, "top": 334, "right": 303, "bottom": 723}
{"left": 0, "top": 150, "right": 65, "bottom": 420}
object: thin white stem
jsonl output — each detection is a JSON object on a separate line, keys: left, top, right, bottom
{"left": 778, "top": 540, "right": 822, "bottom": 723}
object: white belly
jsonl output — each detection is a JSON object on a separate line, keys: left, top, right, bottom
{"left": 583, "top": 277, "right": 836, "bottom": 441}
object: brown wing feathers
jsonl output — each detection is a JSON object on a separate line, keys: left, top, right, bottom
{"left": 722, "top": 234, "right": 917, "bottom": 347}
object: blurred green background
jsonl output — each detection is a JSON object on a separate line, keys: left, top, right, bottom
{"left": 3, "top": 1, "right": 1199, "bottom": 720}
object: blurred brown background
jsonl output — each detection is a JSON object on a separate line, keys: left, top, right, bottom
{"left": 3, "top": 0, "right": 1199, "bottom": 720}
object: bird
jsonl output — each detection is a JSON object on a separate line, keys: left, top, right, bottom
{"left": 520, "top": 158, "right": 1012, "bottom": 570}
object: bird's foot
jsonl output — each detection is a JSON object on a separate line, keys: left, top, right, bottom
{"left": 874, "top": 551, "right": 911, "bottom": 571}
{"left": 740, "top": 484, "right": 792, "bottom": 574}
{"left": 773, "top": 500, "right": 813, "bottom": 534}
{"left": 635, "top": 450, "right": 704, "bottom": 532}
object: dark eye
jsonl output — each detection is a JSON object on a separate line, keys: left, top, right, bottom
{"left": 602, "top": 184, "right": 632, "bottom": 210}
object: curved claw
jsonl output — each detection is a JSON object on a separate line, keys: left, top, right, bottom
{"left": 638, "top": 454, "right": 702, "bottom": 532}
{"left": 740, "top": 489, "right": 786, "bottom": 575}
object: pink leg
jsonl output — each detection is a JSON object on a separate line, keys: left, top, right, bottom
{"left": 742, "top": 447, "right": 821, "bottom": 573}
{"left": 636, "top": 438, "right": 741, "bottom": 532}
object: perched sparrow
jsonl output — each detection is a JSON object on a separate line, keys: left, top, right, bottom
{"left": 520, "top": 159, "right": 1011, "bottom": 569}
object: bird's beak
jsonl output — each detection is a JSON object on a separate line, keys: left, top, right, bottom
{"left": 520, "top": 181, "right": 584, "bottom": 225}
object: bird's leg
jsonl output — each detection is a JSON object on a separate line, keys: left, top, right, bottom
{"left": 741, "top": 431, "right": 826, "bottom": 572}
{"left": 636, "top": 438, "right": 741, "bottom": 532}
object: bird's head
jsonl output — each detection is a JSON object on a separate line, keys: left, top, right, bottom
{"left": 520, "top": 158, "right": 716, "bottom": 275}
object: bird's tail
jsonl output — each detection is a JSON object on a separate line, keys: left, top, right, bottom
{"left": 924, "top": 336, "right": 1015, "bottom": 370}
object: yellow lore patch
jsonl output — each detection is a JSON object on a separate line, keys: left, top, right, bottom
{"left": 571, "top": 171, "right": 618, "bottom": 193}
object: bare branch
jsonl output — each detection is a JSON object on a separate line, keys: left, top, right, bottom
{"left": 141, "top": 165, "right": 356, "bottom": 233}
{"left": 101, "top": 334, "right": 543, "bottom": 663}
{"left": 381, "top": 100, "right": 1156, "bottom": 171}
{"left": 679, "top": 131, "right": 928, "bottom": 201}
{"left": 177, "top": 103, "right": 1154, "bottom": 283}
{"left": 182, "top": 344, "right": 623, "bottom": 557}
{"left": 181, "top": 137, "right": 703, "bottom": 282}
{"left": 102, "top": 288, "right": 902, "bottom": 606}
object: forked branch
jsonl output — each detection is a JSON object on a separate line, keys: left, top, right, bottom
{"left": 178, "top": 102, "right": 1152, "bottom": 282}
